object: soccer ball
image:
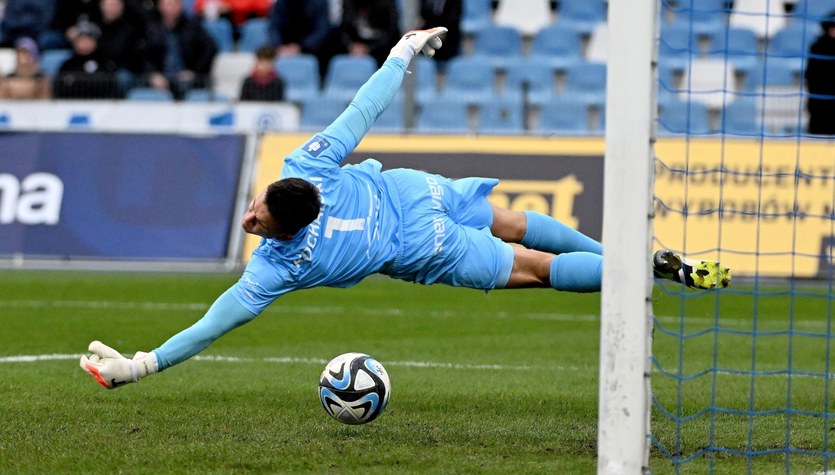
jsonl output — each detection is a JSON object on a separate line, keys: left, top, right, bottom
{"left": 318, "top": 352, "right": 391, "bottom": 425}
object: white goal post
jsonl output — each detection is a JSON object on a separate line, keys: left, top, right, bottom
{"left": 598, "top": 0, "right": 658, "bottom": 473}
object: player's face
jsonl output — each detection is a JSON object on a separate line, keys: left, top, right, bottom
{"left": 242, "top": 190, "right": 280, "bottom": 238}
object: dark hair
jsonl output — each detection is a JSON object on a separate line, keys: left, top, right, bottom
{"left": 265, "top": 178, "right": 321, "bottom": 238}
{"left": 255, "top": 45, "right": 277, "bottom": 61}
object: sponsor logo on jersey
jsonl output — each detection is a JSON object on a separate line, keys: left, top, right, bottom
{"left": 303, "top": 135, "right": 331, "bottom": 158}
{"left": 425, "top": 176, "right": 445, "bottom": 255}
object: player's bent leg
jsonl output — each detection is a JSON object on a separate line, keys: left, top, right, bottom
{"left": 492, "top": 207, "right": 603, "bottom": 255}
{"left": 653, "top": 249, "right": 731, "bottom": 290}
{"left": 490, "top": 206, "right": 526, "bottom": 243}
{"left": 503, "top": 247, "right": 601, "bottom": 292}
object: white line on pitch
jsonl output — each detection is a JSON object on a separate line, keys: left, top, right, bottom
{"left": 0, "top": 353, "right": 558, "bottom": 372}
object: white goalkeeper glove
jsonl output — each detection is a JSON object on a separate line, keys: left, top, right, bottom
{"left": 388, "top": 26, "right": 448, "bottom": 64}
{"left": 79, "top": 340, "right": 158, "bottom": 389}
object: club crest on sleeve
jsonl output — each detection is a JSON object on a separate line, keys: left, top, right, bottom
{"left": 303, "top": 135, "right": 331, "bottom": 158}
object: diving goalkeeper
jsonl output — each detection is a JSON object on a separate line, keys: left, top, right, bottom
{"left": 80, "top": 27, "right": 731, "bottom": 389}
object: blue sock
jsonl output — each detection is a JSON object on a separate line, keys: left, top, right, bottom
{"left": 549, "top": 252, "right": 602, "bottom": 293}
{"left": 521, "top": 211, "right": 603, "bottom": 255}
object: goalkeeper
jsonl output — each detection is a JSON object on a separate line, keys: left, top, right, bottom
{"left": 80, "top": 27, "right": 731, "bottom": 389}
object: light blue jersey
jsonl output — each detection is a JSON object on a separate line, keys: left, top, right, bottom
{"left": 232, "top": 59, "right": 514, "bottom": 315}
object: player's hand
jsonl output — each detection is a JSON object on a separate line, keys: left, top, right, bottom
{"left": 388, "top": 26, "right": 447, "bottom": 62}
{"left": 80, "top": 341, "right": 156, "bottom": 389}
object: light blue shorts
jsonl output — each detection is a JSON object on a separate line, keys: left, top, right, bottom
{"left": 380, "top": 168, "right": 514, "bottom": 289}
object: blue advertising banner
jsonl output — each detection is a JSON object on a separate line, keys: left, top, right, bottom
{"left": 0, "top": 132, "right": 244, "bottom": 260}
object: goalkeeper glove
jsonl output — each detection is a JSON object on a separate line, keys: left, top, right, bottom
{"left": 79, "top": 341, "right": 158, "bottom": 389}
{"left": 388, "top": 26, "right": 448, "bottom": 64}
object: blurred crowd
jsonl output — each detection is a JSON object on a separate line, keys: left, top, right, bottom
{"left": 0, "top": 0, "right": 463, "bottom": 101}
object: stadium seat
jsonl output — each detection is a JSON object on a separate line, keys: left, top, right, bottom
{"left": 668, "top": 0, "right": 726, "bottom": 36}
{"left": 504, "top": 58, "right": 557, "bottom": 105}
{"left": 680, "top": 58, "right": 738, "bottom": 110}
{"left": 720, "top": 99, "right": 760, "bottom": 135}
{"left": 202, "top": 18, "right": 234, "bottom": 53}
{"left": 471, "top": 25, "right": 524, "bottom": 69}
{"left": 477, "top": 98, "right": 524, "bottom": 134}
{"left": 411, "top": 56, "right": 438, "bottom": 103}
{"left": 557, "top": 0, "right": 606, "bottom": 35}
{"left": 371, "top": 96, "right": 405, "bottom": 133}
{"left": 211, "top": 52, "right": 256, "bottom": 100}
{"left": 705, "top": 27, "right": 761, "bottom": 74}
{"left": 658, "top": 100, "right": 711, "bottom": 135}
{"left": 416, "top": 98, "right": 470, "bottom": 134}
{"left": 461, "top": 0, "right": 493, "bottom": 36}
{"left": 323, "top": 54, "right": 377, "bottom": 101}
{"left": 40, "top": 49, "right": 72, "bottom": 77}
{"left": 791, "top": 0, "right": 835, "bottom": 22}
{"left": 529, "top": 24, "right": 584, "bottom": 71}
{"left": 126, "top": 87, "right": 175, "bottom": 101}
{"left": 563, "top": 62, "right": 607, "bottom": 107}
{"left": 534, "top": 98, "right": 593, "bottom": 135}
{"left": 740, "top": 59, "right": 800, "bottom": 91}
{"left": 0, "top": 48, "right": 15, "bottom": 76}
{"left": 300, "top": 96, "right": 349, "bottom": 130}
{"left": 729, "top": 0, "right": 787, "bottom": 38}
{"left": 436, "top": 56, "right": 496, "bottom": 105}
{"left": 276, "top": 54, "right": 320, "bottom": 102}
{"left": 184, "top": 88, "right": 229, "bottom": 102}
{"left": 658, "top": 24, "right": 700, "bottom": 71}
{"left": 238, "top": 18, "right": 271, "bottom": 53}
{"left": 768, "top": 22, "right": 818, "bottom": 60}
{"left": 493, "top": 0, "right": 553, "bottom": 37}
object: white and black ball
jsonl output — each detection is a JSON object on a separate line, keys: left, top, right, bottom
{"left": 318, "top": 352, "right": 391, "bottom": 425}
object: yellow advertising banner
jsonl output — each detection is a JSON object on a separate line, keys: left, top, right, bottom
{"left": 245, "top": 133, "right": 835, "bottom": 278}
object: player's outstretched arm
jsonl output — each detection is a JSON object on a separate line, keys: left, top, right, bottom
{"left": 80, "top": 341, "right": 157, "bottom": 389}
{"left": 80, "top": 288, "right": 257, "bottom": 389}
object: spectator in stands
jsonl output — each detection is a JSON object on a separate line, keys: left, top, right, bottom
{"left": 45, "top": 0, "right": 150, "bottom": 50}
{"left": 0, "top": 36, "right": 51, "bottom": 99}
{"left": 805, "top": 10, "right": 835, "bottom": 136}
{"left": 52, "top": 20, "right": 121, "bottom": 99}
{"left": 194, "top": 0, "right": 271, "bottom": 40}
{"left": 98, "top": 0, "right": 148, "bottom": 92}
{"left": 144, "top": 0, "right": 218, "bottom": 99}
{"left": 418, "top": 0, "right": 461, "bottom": 67}
{"left": 0, "top": 0, "right": 55, "bottom": 48}
{"left": 240, "top": 44, "right": 285, "bottom": 101}
{"left": 268, "top": 0, "right": 340, "bottom": 79}
{"left": 339, "top": 0, "right": 401, "bottom": 67}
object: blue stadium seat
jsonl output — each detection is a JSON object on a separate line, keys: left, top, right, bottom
{"left": 300, "top": 96, "right": 349, "bottom": 130}
{"left": 658, "top": 24, "right": 700, "bottom": 71}
{"left": 741, "top": 59, "right": 799, "bottom": 90}
{"left": 669, "top": 0, "right": 726, "bottom": 35}
{"left": 720, "top": 99, "right": 760, "bottom": 135}
{"left": 792, "top": 0, "right": 835, "bottom": 22}
{"left": 706, "top": 27, "right": 761, "bottom": 73}
{"left": 461, "top": 0, "right": 493, "bottom": 36}
{"left": 371, "top": 96, "right": 404, "bottom": 133}
{"left": 529, "top": 24, "right": 584, "bottom": 71}
{"left": 535, "top": 99, "right": 592, "bottom": 135}
{"left": 658, "top": 100, "right": 711, "bottom": 135}
{"left": 471, "top": 25, "right": 524, "bottom": 69}
{"left": 437, "top": 56, "right": 496, "bottom": 105}
{"left": 477, "top": 98, "right": 524, "bottom": 134}
{"left": 416, "top": 98, "right": 470, "bottom": 134}
{"left": 184, "top": 88, "right": 229, "bottom": 102}
{"left": 323, "top": 54, "right": 377, "bottom": 101}
{"left": 557, "top": 0, "right": 606, "bottom": 34}
{"left": 40, "top": 49, "right": 72, "bottom": 77}
{"left": 276, "top": 54, "right": 321, "bottom": 102}
{"left": 238, "top": 18, "right": 271, "bottom": 53}
{"left": 126, "top": 87, "right": 175, "bottom": 102}
{"left": 768, "top": 22, "right": 818, "bottom": 59}
{"left": 203, "top": 18, "right": 234, "bottom": 53}
{"left": 410, "top": 57, "right": 438, "bottom": 102}
{"left": 563, "top": 62, "right": 607, "bottom": 106}
{"left": 504, "top": 58, "right": 556, "bottom": 105}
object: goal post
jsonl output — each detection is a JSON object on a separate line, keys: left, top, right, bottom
{"left": 598, "top": 0, "right": 658, "bottom": 473}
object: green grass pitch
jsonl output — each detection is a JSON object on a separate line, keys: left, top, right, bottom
{"left": 0, "top": 271, "right": 831, "bottom": 473}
